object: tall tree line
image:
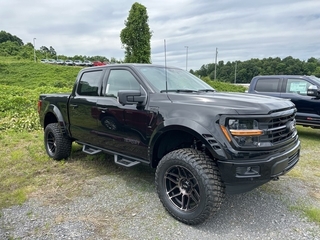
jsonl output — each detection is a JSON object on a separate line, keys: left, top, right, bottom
{"left": 192, "top": 57, "right": 320, "bottom": 83}
{"left": 0, "top": 30, "right": 121, "bottom": 63}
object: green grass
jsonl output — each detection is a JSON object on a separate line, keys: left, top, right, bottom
{"left": 305, "top": 208, "right": 320, "bottom": 223}
{"left": 0, "top": 130, "right": 119, "bottom": 208}
{"left": 288, "top": 126, "right": 320, "bottom": 183}
{"left": 0, "top": 129, "right": 155, "bottom": 209}
{"left": 290, "top": 205, "right": 320, "bottom": 224}
{"left": 202, "top": 76, "right": 247, "bottom": 92}
{"left": 0, "top": 56, "right": 79, "bottom": 88}
{"left": 0, "top": 57, "right": 79, "bottom": 131}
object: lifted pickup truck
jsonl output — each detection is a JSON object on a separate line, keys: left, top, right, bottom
{"left": 38, "top": 64, "right": 300, "bottom": 225}
{"left": 248, "top": 75, "right": 320, "bottom": 129}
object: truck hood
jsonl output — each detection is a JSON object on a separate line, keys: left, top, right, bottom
{"left": 166, "top": 92, "right": 294, "bottom": 115}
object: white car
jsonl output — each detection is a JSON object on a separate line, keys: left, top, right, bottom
{"left": 73, "top": 60, "right": 83, "bottom": 66}
{"left": 65, "top": 60, "right": 74, "bottom": 66}
{"left": 83, "top": 60, "right": 93, "bottom": 67}
{"left": 56, "top": 59, "right": 65, "bottom": 65}
{"left": 47, "top": 59, "right": 56, "bottom": 64}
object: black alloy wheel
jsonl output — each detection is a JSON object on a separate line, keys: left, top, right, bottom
{"left": 155, "top": 148, "right": 225, "bottom": 225}
{"left": 44, "top": 123, "right": 72, "bottom": 160}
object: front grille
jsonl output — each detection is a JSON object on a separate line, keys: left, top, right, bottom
{"left": 267, "top": 112, "right": 296, "bottom": 143}
{"left": 259, "top": 109, "right": 296, "bottom": 145}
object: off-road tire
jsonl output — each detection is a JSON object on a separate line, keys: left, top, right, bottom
{"left": 44, "top": 123, "right": 72, "bottom": 160}
{"left": 155, "top": 148, "right": 225, "bottom": 225}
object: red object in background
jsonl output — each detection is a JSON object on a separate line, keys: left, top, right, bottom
{"left": 93, "top": 61, "right": 106, "bottom": 66}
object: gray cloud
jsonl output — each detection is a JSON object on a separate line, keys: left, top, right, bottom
{"left": 1, "top": 0, "right": 319, "bottom": 70}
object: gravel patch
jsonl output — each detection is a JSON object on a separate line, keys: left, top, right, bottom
{"left": 1, "top": 166, "right": 319, "bottom": 240}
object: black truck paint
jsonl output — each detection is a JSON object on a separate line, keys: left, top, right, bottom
{"left": 38, "top": 64, "right": 300, "bottom": 225}
{"left": 248, "top": 75, "right": 320, "bottom": 129}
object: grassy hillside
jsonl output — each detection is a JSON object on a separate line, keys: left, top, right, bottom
{"left": 0, "top": 57, "right": 79, "bottom": 131}
{"left": 0, "top": 57, "right": 78, "bottom": 87}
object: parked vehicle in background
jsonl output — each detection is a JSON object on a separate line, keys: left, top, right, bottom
{"left": 56, "top": 59, "right": 65, "bottom": 65}
{"left": 93, "top": 61, "right": 106, "bottom": 66}
{"left": 74, "top": 60, "right": 83, "bottom": 66}
{"left": 38, "top": 64, "right": 300, "bottom": 225}
{"left": 40, "top": 59, "right": 48, "bottom": 63}
{"left": 65, "top": 60, "right": 74, "bottom": 66}
{"left": 47, "top": 59, "right": 56, "bottom": 64}
{"left": 248, "top": 75, "right": 320, "bottom": 129}
{"left": 83, "top": 60, "right": 93, "bottom": 67}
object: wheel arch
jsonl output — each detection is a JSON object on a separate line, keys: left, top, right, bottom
{"left": 43, "top": 104, "right": 68, "bottom": 136}
{"left": 149, "top": 118, "right": 225, "bottom": 168}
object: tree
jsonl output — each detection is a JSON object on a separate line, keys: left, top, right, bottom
{"left": 0, "top": 30, "right": 23, "bottom": 46}
{"left": 49, "top": 46, "right": 56, "bottom": 57}
{"left": 120, "top": 2, "right": 152, "bottom": 63}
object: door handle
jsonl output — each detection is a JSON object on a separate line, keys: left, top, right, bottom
{"left": 98, "top": 107, "right": 108, "bottom": 111}
{"left": 70, "top": 104, "right": 78, "bottom": 108}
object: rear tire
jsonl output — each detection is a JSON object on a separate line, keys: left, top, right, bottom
{"left": 155, "top": 148, "right": 225, "bottom": 225}
{"left": 44, "top": 123, "right": 72, "bottom": 160}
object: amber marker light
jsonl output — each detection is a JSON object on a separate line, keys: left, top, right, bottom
{"left": 220, "top": 125, "right": 232, "bottom": 142}
{"left": 230, "top": 129, "right": 263, "bottom": 136}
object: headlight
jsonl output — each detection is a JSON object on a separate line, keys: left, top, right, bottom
{"left": 220, "top": 119, "right": 263, "bottom": 147}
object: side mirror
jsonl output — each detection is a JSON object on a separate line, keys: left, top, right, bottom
{"left": 307, "top": 85, "right": 320, "bottom": 98}
{"left": 118, "top": 86, "right": 147, "bottom": 106}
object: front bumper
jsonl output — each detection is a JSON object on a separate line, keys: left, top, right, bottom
{"left": 217, "top": 139, "right": 300, "bottom": 194}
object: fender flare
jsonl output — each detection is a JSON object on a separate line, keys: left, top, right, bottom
{"left": 149, "top": 118, "right": 227, "bottom": 167}
{"left": 44, "top": 104, "right": 68, "bottom": 136}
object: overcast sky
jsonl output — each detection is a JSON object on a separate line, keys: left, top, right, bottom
{"left": 1, "top": 0, "right": 320, "bottom": 70}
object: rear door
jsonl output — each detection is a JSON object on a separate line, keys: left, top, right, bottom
{"left": 68, "top": 69, "right": 105, "bottom": 142}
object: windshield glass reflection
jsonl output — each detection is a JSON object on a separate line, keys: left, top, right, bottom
{"left": 135, "top": 66, "right": 215, "bottom": 92}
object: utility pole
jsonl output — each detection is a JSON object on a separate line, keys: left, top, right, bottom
{"left": 214, "top": 47, "right": 218, "bottom": 80}
{"left": 234, "top": 61, "right": 237, "bottom": 83}
{"left": 184, "top": 46, "right": 188, "bottom": 71}
{"left": 33, "top": 38, "right": 36, "bottom": 62}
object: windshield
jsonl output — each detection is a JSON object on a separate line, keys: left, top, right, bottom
{"left": 135, "top": 66, "right": 215, "bottom": 92}
{"left": 309, "top": 75, "right": 320, "bottom": 85}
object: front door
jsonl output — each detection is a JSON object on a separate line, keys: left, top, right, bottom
{"left": 93, "top": 67, "right": 151, "bottom": 160}
{"left": 281, "top": 78, "right": 320, "bottom": 124}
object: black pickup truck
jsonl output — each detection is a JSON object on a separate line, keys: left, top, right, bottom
{"left": 248, "top": 75, "right": 320, "bottom": 129}
{"left": 38, "top": 64, "right": 300, "bottom": 225}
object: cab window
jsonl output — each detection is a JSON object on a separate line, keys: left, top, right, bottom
{"left": 77, "top": 70, "right": 103, "bottom": 96}
{"left": 105, "top": 69, "right": 140, "bottom": 97}
{"left": 285, "top": 79, "right": 311, "bottom": 95}
{"left": 255, "top": 78, "right": 280, "bottom": 92}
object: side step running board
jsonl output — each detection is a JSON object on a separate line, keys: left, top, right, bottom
{"left": 82, "top": 145, "right": 102, "bottom": 155}
{"left": 114, "top": 155, "right": 140, "bottom": 167}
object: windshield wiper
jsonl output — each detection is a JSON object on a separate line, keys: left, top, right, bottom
{"left": 160, "top": 89, "right": 198, "bottom": 93}
{"left": 197, "top": 89, "right": 216, "bottom": 92}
